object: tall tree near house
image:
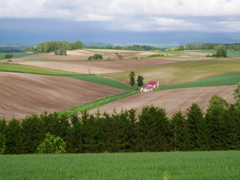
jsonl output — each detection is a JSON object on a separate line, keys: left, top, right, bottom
{"left": 129, "top": 71, "right": 135, "bottom": 86}
{"left": 137, "top": 75, "right": 144, "bottom": 87}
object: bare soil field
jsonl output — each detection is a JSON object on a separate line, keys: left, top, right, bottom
{"left": 16, "top": 59, "right": 177, "bottom": 74}
{"left": 0, "top": 72, "right": 126, "bottom": 121}
{"left": 88, "top": 86, "right": 236, "bottom": 118}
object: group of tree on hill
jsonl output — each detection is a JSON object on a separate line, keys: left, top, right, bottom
{"left": 185, "top": 42, "right": 240, "bottom": 51}
{"left": 24, "top": 41, "right": 83, "bottom": 54}
{"left": 1, "top": 84, "right": 240, "bottom": 154}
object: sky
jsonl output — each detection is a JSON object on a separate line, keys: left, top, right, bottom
{"left": 1, "top": 0, "right": 240, "bottom": 46}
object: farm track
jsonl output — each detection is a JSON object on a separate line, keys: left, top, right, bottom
{"left": 0, "top": 72, "right": 126, "bottom": 121}
{"left": 88, "top": 86, "right": 236, "bottom": 118}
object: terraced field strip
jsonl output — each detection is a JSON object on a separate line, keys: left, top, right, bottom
{"left": 161, "top": 73, "right": 240, "bottom": 89}
{"left": 0, "top": 53, "right": 34, "bottom": 59}
{"left": 104, "top": 59, "right": 240, "bottom": 86}
{"left": 1, "top": 151, "right": 239, "bottom": 180}
{"left": 60, "top": 91, "right": 139, "bottom": 116}
{"left": 88, "top": 86, "right": 236, "bottom": 118}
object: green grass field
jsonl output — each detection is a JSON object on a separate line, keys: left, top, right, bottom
{"left": 0, "top": 63, "right": 134, "bottom": 90}
{"left": 103, "top": 59, "right": 240, "bottom": 86}
{"left": 0, "top": 62, "right": 78, "bottom": 75}
{"left": 60, "top": 91, "right": 139, "bottom": 116}
{"left": 1, "top": 151, "right": 239, "bottom": 180}
{"left": 193, "top": 50, "right": 240, "bottom": 56}
{"left": 0, "top": 53, "right": 34, "bottom": 59}
{"left": 161, "top": 72, "right": 240, "bottom": 89}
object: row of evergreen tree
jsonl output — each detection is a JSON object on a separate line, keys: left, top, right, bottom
{"left": 0, "top": 95, "right": 240, "bottom": 154}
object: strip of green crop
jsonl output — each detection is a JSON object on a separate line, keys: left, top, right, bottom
{"left": 0, "top": 63, "right": 134, "bottom": 90}
{"left": 1, "top": 151, "right": 239, "bottom": 180}
{"left": 160, "top": 73, "right": 240, "bottom": 89}
{"left": 59, "top": 91, "right": 139, "bottom": 116}
{"left": 65, "top": 74, "right": 135, "bottom": 90}
{"left": 0, "top": 52, "right": 35, "bottom": 59}
{"left": 0, "top": 62, "right": 78, "bottom": 75}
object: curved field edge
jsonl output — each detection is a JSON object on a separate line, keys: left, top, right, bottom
{"left": 0, "top": 63, "right": 134, "bottom": 90}
{"left": 102, "top": 59, "right": 240, "bottom": 86}
{"left": 59, "top": 91, "right": 139, "bottom": 116}
{"left": 1, "top": 151, "right": 239, "bottom": 180}
{"left": 161, "top": 72, "right": 240, "bottom": 89}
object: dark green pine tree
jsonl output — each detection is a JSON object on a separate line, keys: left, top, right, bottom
{"left": 137, "top": 105, "right": 170, "bottom": 152}
{"left": 5, "top": 118, "right": 23, "bottom": 154}
{"left": 125, "top": 108, "right": 138, "bottom": 152}
{"left": 137, "top": 75, "right": 144, "bottom": 87}
{"left": 205, "top": 95, "right": 229, "bottom": 150}
{"left": 82, "top": 111, "right": 99, "bottom": 153}
{"left": 66, "top": 114, "right": 84, "bottom": 153}
{"left": 220, "top": 105, "right": 240, "bottom": 150}
{"left": 170, "top": 111, "right": 189, "bottom": 151}
{"left": 21, "top": 114, "right": 45, "bottom": 153}
{"left": 186, "top": 103, "right": 209, "bottom": 150}
{"left": 98, "top": 112, "right": 116, "bottom": 152}
{"left": 0, "top": 118, "right": 7, "bottom": 135}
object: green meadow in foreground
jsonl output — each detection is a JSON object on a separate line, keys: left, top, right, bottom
{"left": 1, "top": 151, "right": 239, "bottom": 180}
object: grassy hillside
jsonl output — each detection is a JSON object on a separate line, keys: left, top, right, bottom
{"left": 102, "top": 59, "right": 240, "bottom": 86}
{"left": 0, "top": 52, "right": 34, "bottom": 59}
{"left": 1, "top": 151, "right": 239, "bottom": 180}
{"left": 161, "top": 73, "right": 240, "bottom": 89}
{"left": 0, "top": 63, "right": 134, "bottom": 90}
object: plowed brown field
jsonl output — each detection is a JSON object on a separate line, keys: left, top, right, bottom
{"left": 17, "top": 59, "right": 177, "bottom": 74}
{"left": 88, "top": 86, "right": 236, "bottom": 118}
{"left": 0, "top": 72, "right": 126, "bottom": 121}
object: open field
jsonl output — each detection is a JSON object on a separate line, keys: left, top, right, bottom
{"left": 103, "top": 59, "right": 240, "bottom": 85}
{"left": 0, "top": 53, "right": 34, "bottom": 59}
{"left": 0, "top": 72, "right": 126, "bottom": 121}
{"left": 89, "top": 85, "right": 236, "bottom": 118}
{"left": 16, "top": 59, "right": 178, "bottom": 74}
{"left": 1, "top": 151, "right": 239, "bottom": 180}
{"left": 161, "top": 72, "right": 240, "bottom": 89}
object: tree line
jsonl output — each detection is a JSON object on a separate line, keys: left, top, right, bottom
{"left": 185, "top": 42, "right": 240, "bottom": 51}
{"left": 1, "top": 91, "right": 240, "bottom": 154}
{"left": 24, "top": 41, "right": 83, "bottom": 53}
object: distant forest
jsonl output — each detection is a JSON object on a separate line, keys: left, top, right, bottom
{"left": 185, "top": 42, "right": 240, "bottom": 51}
{"left": 0, "top": 44, "right": 27, "bottom": 53}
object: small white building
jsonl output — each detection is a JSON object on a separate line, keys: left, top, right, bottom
{"left": 140, "top": 86, "right": 154, "bottom": 92}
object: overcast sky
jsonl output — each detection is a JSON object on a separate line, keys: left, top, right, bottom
{"left": 1, "top": 0, "right": 240, "bottom": 45}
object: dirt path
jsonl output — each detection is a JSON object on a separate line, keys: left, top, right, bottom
{"left": 88, "top": 86, "right": 236, "bottom": 118}
{"left": 0, "top": 72, "right": 126, "bottom": 121}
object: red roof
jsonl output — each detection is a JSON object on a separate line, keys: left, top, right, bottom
{"left": 148, "top": 81, "right": 158, "bottom": 86}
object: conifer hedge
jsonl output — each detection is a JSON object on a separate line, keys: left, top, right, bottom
{"left": 1, "top": 97, "right": 240, "bottom": 154}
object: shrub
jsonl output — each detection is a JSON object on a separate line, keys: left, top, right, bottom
{"left": 4, "top": 54, "right": 13, "bottom": 58}
{"left": 54, "top": 49, "right": 67, "bottom": 55}
{"left": 37, "top": 133, "right": 66, "bottom": 154}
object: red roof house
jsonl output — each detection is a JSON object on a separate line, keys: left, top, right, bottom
{"left": 147, "top": 81, "right": 159, "bottom": 88}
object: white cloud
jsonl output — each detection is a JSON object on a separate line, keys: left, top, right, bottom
{"left": 75, "top": 13, "right": 113, "bottom": 21}
{"left": 0, "top": 0, "right": 240, "bottom": 32}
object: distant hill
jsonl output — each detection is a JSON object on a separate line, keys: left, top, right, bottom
{"left": 0, "top": 44, "right": 28, "bottom": 53}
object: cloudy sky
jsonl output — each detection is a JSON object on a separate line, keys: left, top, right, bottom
{"left": 1, "top": 0, "right": 240, "bottom": 45}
